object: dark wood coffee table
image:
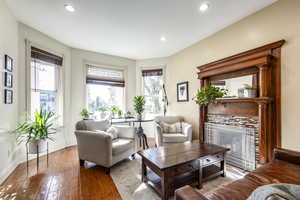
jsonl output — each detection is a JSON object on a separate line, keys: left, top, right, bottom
{"left": 138, "top": 141, "right": 229, "bottom": 200}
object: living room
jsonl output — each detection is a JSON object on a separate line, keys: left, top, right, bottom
{"left": 1, "top": 0, "right": 300, "bottom": 199}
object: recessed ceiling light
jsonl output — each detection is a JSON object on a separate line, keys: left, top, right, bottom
{"left": 199, "top": 2, "right": 209, "bottom": 12}
{"left": 65, "top": 4, "right": 75, "bottom": 12}
{"left": 160, "top": 36, "right": 166, "bottom": 42}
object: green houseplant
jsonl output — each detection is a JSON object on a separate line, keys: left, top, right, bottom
{"left": 80, "top": 108, "right": 90, "bottom": 120}
{"left": 193, "top": 85, "right": 227, "bottom": 106}
{"left": 111, "top": 106, "right": 122, "bottom": 118}
{"left": 243, "top": 84, "right": 257, "bottom": 98}
{"left": 12, "top": 110, "right": 56, "bottom": 154}
{"left": 97, "top": 105, "right": 109, "bottom": 119}
{"left": 134, "top": 96, "right": 145, "bottom": 120}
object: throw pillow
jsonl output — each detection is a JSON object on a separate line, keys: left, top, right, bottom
{"left": 160, "top": 122, "right": 182, "bottom": 133}
{"left": 106, "top": 126, "right": 119, "bottom": 140}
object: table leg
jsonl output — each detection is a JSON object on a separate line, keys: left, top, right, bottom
{"left": 198, "top": 166, "right": 203, "bottom": 189}
{"left": 37, "top": 143, "right": 39, "bottom": 173}
{"left": 26, "top": 143, "right": 29, "bottom": 175}
{"left": 47, "top": 142, "right": 49, "bottom": 167}
{"left": 161, "top": 172, "right": 170, "bottom": 200}
{"left": 221, "top": 153, "right": 226, "bottom": 177}
{"left": 144, "top": 134, "right": 149, "bottom": 148}
{"left": 141, "top": 158, "right": 147, "bottom": 183}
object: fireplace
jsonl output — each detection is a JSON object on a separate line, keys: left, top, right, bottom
{"left": 205, "top": 122, "right": 258, "bottom": 171}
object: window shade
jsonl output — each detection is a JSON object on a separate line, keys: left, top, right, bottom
{"left": 31, "top": 47, "right": 63, "bottom": 66}
{"left": 86, "top": 65, "right": 125, "bottom": 87}
{"left": 142, "top": 69, "right": 163, "bottom": 77}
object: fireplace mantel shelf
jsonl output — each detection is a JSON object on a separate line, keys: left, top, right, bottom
{"left": 216, "top": 97, "right": 272, "bottom": 104}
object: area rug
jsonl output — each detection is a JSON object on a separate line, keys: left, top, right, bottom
{"left": 111, "top": 156, "right": 244, "bottom": 200}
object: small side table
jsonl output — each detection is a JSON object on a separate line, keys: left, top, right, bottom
{"left": 26, "top": 141, "right": 49, "bottom": 174}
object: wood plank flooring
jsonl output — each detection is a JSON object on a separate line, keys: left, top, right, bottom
{"left": 0, "top": 138, "right": 155, "bottom": 200}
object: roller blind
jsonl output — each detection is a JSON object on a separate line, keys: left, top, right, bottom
{"left": 86, "top": 65, "right": 125, "bottom": 87}
{"left": 31, "top": 46, "right": 63, "bottom": 66}
{"left": 142, "top": 69, "right": 163, "bottom": 77}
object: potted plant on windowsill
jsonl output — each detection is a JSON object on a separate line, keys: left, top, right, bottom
{"left": 12, "top": 110, "right": 56, "bottom": 154}
{"left": 193, "top": 85, "right": 227, "bottom": 106}
{"left": 97, "top": 105, "right": 109, "bottom": 119}
{"left": 111, "top": 106, "right": 122, "bottom": 119}
{"left": 134, "top": 96, "right": 145, "bottom": 121}
{"left": 80, "top": 108, "right": 90, "bottom": 120}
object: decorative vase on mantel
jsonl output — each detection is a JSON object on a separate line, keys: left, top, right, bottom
{"left": 244, "top": 89, "right": 257, "bottom": 98}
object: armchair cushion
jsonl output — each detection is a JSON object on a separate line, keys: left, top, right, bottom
{"left": 160, "top": 122, "right": 183, "bottom": 133}
{"left": 163, "top": 134, "right": 188, "bottom": 143}
{"left": 77, "top": 120, "right": 110, "bottom": 131}
{"left": 106, "top": 126, "right": 119, "bottom": 139}
{"left": 112, "top": 138, "right": 134, "bottom": 155}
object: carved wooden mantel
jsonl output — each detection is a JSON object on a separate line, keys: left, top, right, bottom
{"left": 197, "top": 40, "right": 285, "bottom": 163}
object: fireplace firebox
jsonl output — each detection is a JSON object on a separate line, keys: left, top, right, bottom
{"left": 205, "top": 122, "right": 258, "bottom": 171}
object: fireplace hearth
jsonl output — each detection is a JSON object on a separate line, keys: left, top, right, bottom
{"left": 205, "top": 122, "right": 258, "bottom": 171}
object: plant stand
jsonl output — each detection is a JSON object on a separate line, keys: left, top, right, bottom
{"left": 26, "top": 141, "right": 49, "bottom": 174}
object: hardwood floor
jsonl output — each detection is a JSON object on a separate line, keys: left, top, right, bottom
{"left": 0, "top": 138, "right": 155, "bottom": 200}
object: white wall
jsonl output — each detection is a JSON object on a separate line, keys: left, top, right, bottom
{"left": 69, "top": 48, "right": 137, "bottom": 144}
{"left": 0, "top": 0, "right": 19, "bottom": 183}
{"left": 166, "top": 0, "right": 300, "bottom": 151}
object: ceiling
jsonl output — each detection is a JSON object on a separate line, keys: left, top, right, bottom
{"left": 6, "top": 0, "right": 277, "bottom": 59}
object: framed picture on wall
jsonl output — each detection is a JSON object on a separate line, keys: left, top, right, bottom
{"left": 4, "top": 55, "right": 13, "bottom": 72}
{"left": 4, "top": 72, "right": 13, "bottom": 88}
{"left": 4, "top": 89, "right": 13, "bottom": 104}
{"left": 177, "top": 81, "right": 189, "bottom": 102}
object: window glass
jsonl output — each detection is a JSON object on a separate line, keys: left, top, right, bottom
{"left": 143, "top": 74, "right": 163, "bottom": 118}
{"left": 31, "top": 60, "right": 57, "bottom": 91}
{"left": 86, "top": 66, "right": 125, "bottom": 119}
{"left": 87, "top": 84, "right": 125, "bottom": 113}
{"left": 30, "top": 59, "right": 59, "bottom": 117}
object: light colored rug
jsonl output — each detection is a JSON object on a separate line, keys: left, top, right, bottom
{"left": 111, "top": 156, "right": 244, "bottom": 200}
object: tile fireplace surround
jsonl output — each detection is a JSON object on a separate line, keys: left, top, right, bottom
{"left": 205, "top": 114, "right": 259, "bottom": 171}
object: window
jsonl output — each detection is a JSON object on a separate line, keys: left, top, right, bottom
{"left": 30, "top": 47, "right": 62, "bottom": 118}
{"left": 142, "top": 69, "right": 164, "bottom": 118}
{"left": 86, "top": 66, "right": 125, "bottom": 117}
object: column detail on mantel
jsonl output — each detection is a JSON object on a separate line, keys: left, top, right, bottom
{"left": 196, "top": 40, "right": 285, "bottom": 163}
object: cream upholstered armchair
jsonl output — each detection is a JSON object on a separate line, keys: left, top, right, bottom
{"left": 75, "top": 120, "right": 136, "bottom": 174}
{"left": 154, "top": 116, "right": 192, "bottom": 147}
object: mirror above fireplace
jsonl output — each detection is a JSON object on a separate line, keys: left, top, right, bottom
{"left": 211, "top": 75, "right": 255, "bottom": 98}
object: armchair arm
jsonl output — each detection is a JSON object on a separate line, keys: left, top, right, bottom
{"left": 155, "top": 124, "right": 163, "bottom": 146}
{"left": 273, "top": 148, "right": 300, "bottom": 165}
{"left": 175, "top": 186, "right": 208, "bottom": 200}
{"left": 113, "top": 125, "right": 136, "bottom": 139}
{"left": 75, "top": 130, "right": 112, "bottom": 167}
{"left": 182, "top": 123, "right": 192, "bottom": 142}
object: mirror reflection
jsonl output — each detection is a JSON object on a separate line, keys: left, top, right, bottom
{"left": 211, "top": 75, "right": 257, "bottom": 98}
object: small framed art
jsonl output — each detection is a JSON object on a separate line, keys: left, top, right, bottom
{"left": 4, "top": 72, "right": 13, "bottom": 88}
{"left": 4, "top": 89, "right": 13, "bottom": 104}
{"left": 177, "top": 81, "right": 189, "bottom": 102}
{"left": 5, "top": 55, "right": 13, "bottom": 72}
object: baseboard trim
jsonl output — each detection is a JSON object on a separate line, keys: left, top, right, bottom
{"left": 0, "top": 158, "right": 19, "bottom": 184}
